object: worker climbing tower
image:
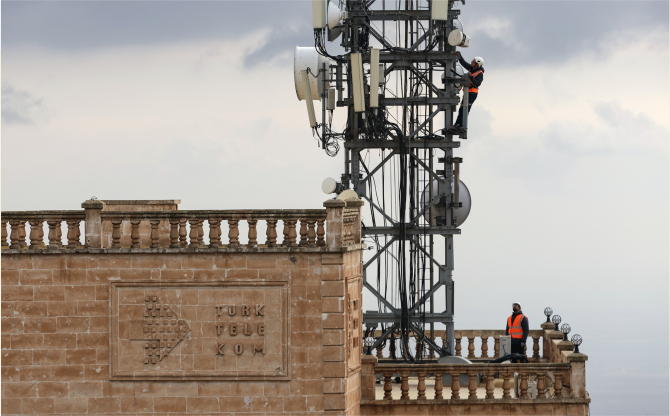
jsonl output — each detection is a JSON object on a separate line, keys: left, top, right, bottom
{"left": 294, "top": 0, "right": 474, "bottom": 360}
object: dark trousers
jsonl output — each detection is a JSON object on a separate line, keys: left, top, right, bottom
{"left": 510, "top": 340, "right": 526, "bottom": 363}
{"left": 454, "top": 92, "right": 478, "bottom": 127}
{"left": 511, "top": 340, "right": 525, "bottom": 355}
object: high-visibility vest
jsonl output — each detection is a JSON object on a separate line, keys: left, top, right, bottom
{"left": 468, "top": 69, "right": 483, "bottom": 93}
{"left": 507, "top": 313, "right": 525, "bottom": 339}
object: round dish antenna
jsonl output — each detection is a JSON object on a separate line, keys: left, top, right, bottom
{"left": 328, "top": 1, "right": 342, "bottom": 29}
{"left": 421, "top": 179, "right": 471, "bottom": 227}
{"left": 294, "top": 46, "right": 333, "bottom": 101}
{"left": 448, "top": 29, "right": 470, "bottom": 47}
{"left": 322, "top": 177, "right": 338, "bottom": 194}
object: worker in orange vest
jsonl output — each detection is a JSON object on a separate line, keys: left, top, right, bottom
{"left": 447, "top": 51, "right": 484, "bottom": 134}
{"left": 506, "top": 302, "right": 529, "bottom": 356}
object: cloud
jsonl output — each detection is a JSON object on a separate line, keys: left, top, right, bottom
{"left": 1, "top": 81, "right": 48, "bottom": 125}
{"left": 4, "top": 1, "right": 667, "bottom": 69}
{"left": 447, "top": 1, "right": 668, "bottom": 68}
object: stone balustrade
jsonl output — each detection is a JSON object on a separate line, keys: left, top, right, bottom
{"left": 1, "top": 198, "right": 364, "bottom": 252}
{"left": 1, "top": 211, "right": 85, "bottom": 249}
{"left": 369, "top": 361, "right": 573, "bottom": 401}
{"left": 371, "top": 329, "right": 545, "bottom": 362}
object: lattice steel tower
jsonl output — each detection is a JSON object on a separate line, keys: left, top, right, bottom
{"left": 295, "top": 0, "right": 473, "bottom": 360}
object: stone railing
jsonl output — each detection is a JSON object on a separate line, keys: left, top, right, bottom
{"left": 1, "top": 211, "right": 85, "bottom": 249}
{"left": 371, "top": 329, "right": 545, "bottom": 361}
{"left": 367, "top": 361, "right": 574, "bottom": 400}
{"left": 1, "top": 198, "right": 364, "bottom": 252}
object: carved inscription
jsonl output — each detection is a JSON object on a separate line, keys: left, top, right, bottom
{"left": 110, "top": 282, "right": 289, "bottom": 381}
{"left": 214, "top": 304, "right": 265, "bottom": 357}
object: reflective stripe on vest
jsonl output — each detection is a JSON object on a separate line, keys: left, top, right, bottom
{"left": 468, "top": 69, "right": 483, "bottom": 93}
{"left": 507, "top": 313, "right": 525, "bottom": 339}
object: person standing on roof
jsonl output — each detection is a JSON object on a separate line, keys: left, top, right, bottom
{"left": 448, "top": 52, "right": 484, "bottom": 133}
{"left": 506, "top": 302, "right": 529, "bottom": 356}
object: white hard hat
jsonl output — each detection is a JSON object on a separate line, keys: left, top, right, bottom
{"left": 474, "top": 56, "right": 484, "bottom": 66}
{"left": 513, "top": 302, "right": 521, "bottom": 307}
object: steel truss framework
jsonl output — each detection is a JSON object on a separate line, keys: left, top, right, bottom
{"left": 312, "top": 0, "right": 470, "bottom": 361}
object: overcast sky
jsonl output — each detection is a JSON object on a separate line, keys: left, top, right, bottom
{"left": 2, "top": 1, "right": 668, "bottom": 414}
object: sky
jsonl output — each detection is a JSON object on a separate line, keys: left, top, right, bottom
{"left": 2, "top": 1, "right": 669, "bottom": 414}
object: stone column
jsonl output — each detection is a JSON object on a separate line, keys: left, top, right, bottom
{"left": 361, "top": 355, "right": 378, "bottom": 400}
{"left": 324, "top": 199, "right": 346, "bottom": 248}
{"left": 81, "top": 200, "right": 105, "bottom": 248}
{"left": 568, "top": 352, "right": 588, "bottom": 398}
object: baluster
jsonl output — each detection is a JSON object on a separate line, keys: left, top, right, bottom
{"left": 519, "top": 370, "right": 529, "bottom": 399}
{"left": 485, "top": 369, "right": 495, "bottom": 399}
{"left": 198, "top": 220, "right": 204, "bottom": 244}
{"left": 75, "top": 224, "right": 81, "bottom": 246}
{"left": 228, "top": 220, "right": 240, "bottom": 247}
{"left": 130, "top": 220, "right": 142, "bottom": 248}
{"left": 47, "top": 220, "right": 61, "bottom": 248}
{"left": 400, "top": 371, "right": 409, "bottom": 400}
{"left": 38, "top": 224, "right": 44, "bottom": 246}
{"left": 209, "top": 219, "right": 221, "bottom": 248}
{"left": 536, "top": 371, "right": 546, "bottom": 399}
{"left": 66, "top": 220, "right": 80, "bottom": 247}
{"left": 149, "top": 220, "right": 160, "bottom": 248}
{"left": 434, "top": 372, "right": 443, "bottom": 400}
{"left": 307, "top": 220, "right": 316, "bottom": 246}
{"left": 29, "top": 220, "right": 43, "bottom": 248}
{"left": 376, "top": 345, "right": 383, "bottom": 359}
{"left": 9, "top": 220, "right": 20, "bottom": 249}
{"left": 288, "top": 220, "right": 298, "bottom": 247}
{"left": 18, "top": 221, "right": 27, "bottom": 248}
{"left": 248, "top": 220, "right": 258, "bottom": 248}
{"left": 299, "top": 219, "right": 308, "bottom": 246}
{"left": 266, "top": 220, "right": 278, "bottom": 247}
{"left": 1, "top": 220, "right": 8, "bottom": 247}
{"left": 168, "top": 219, "right": 179, "bottom": 248}
{"left": 468, "top": 370, "right": 477, "bottom": 399}
{"left": 55, "top": 222, "right": 61, "bottom": 248}
{"left": 316, "top": 219, "right": 325, "bottom": 246}
{"left": 455, "top": 335, "right": 462, "bottom": 357}
{"left": 494, "top": 336, "right": 500, "bottom": 358}
{"left": 417, "top": 371, "right": 426, "bottom": 400}
{"left": 383, "top": 373, "right": 393, "bottom": 400}
{"left": 281, "top": 220, "right": 289, "bottom": 247}
{"left": 111, "top": 219, "right": 122, "bottom": 248}
{"left": 179, "top": 219, "right": 188, "bottom": 247}
{"left": 467, "top": 336, "right": 475, "bottom": 359}
{"left": 481, "top": 336, "right": 489, "bottom": 358}
{"left": 553, "top": 371, "right": 563, "bottom": 398}
{"left": 533, "top": 335, "right": 540, "bottom": 361}
{"left": 189, "top": 219, "right": 200, "bottom": 247}
{"left": 502, "top": 370, "right": 512, "bottom": 399}
{"left": 450, "top": 371, "right": 460, "bottom": 400}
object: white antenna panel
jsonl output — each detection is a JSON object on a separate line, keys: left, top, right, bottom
{"left": 431, "top": 0, "right": 449, "bottom": 20}
{"left": 312, "top": 0, "right": 326, "bottom": 29}
{"left": 294, "top": 47, "right": 333, "bottom": 101}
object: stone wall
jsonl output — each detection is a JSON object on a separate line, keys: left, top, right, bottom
{"left": 2, "top": 244, "right": 364, "bottom": 415}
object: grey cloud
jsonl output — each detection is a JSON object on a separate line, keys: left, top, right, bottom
{"left": 4, "top": 1, "right": 667, "bottom": 68}
{"left": 1, "top": 81, "right": 48, "bottom": 125}
{"left": 243, "top": 25, "right": 313, "bottom": 67}
{"left": 2, "top": 1, "right": 312, "bottom": 51}
{"left": 458, "top": 1, "right": 668, "bottom": 68}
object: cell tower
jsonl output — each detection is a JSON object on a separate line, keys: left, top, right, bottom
{"left": 295, "top": 0, "right": 473, "bottom": 360}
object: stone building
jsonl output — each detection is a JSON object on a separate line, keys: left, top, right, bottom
{"left": 1, "top": 199, "right": 590, "bottom": 415}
